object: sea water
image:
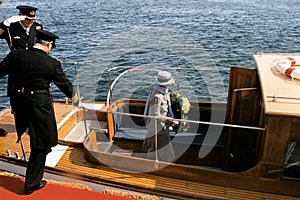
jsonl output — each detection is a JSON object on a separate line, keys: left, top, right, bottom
{"left": 0, "top": 0, "right": 300, "bottom": 107}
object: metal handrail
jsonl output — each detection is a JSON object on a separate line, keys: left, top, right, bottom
{"left": 61, "top": 62, "right": 88, "bottom": 136}
{"left": 90, "top": 106, "right": 265, "bottom": 162}
{"left": 111, "top": 110, "right": 265, "bottom": 131}
{"left": 154, "top": 116, "right": 158, "bottom": 162}
{"left": 77, "top": 106, "right": 265, "bottom": 131}
{"left": 61, "top": 62, "right": 81, "bottom": 103}
{"left": 106, "top": 66, "right": 196, "bottom": 107}
{"left": 267, "top": 95, "right": 300, "bottom": 102}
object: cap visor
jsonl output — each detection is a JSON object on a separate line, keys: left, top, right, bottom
{"left": 25, "top": 16, "right": 36, "bottom": 20}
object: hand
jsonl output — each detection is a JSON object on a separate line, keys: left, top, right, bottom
{"left": 171, "top": 120, "right": 179, "bottom": 125}
{"left": 71, "top": 94, "right": 80, "bottom": 106}
{"left": 3, "top": 15, "right": 26, "bottom": 27}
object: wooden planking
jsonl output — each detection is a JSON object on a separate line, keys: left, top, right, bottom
{"left": 225, "top": 66, "right": 258, "bottom": 123}
{"left": 260, "top": 115, "right": 293, "bottom": 179}
{"left": 0, "top": 109, "right": 30, "bottom": 156}
{"left": 223, "top": 67, "right": 263, "bottom": 172}
{"left": 0, "top": 128, "right": 31, "bottom": 157}
{"left": 225, "top": 188, "right": 300, "bottom": 200}
{"left": 290, "top": 118, "right": 300, "bottom": 141}
{"left": 52, "top": 102, "right": 75, "bottom": 122}
{"left": 56, "top": 147, "right": 222, "bottom": 199}
{"left": 0, "top": 102, "right": 74, "bottom": 158}
{"left": 55, "top": 146, "right": 300, "bottom": 200}
{"left": 57, "top": 113, "right": 77, "bottom": 141}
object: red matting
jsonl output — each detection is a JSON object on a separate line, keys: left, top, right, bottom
{"left": 0, "top": 175, "right": 133, "bottom": 200}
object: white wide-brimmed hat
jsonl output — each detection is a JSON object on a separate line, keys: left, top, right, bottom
{"left": 156, "top": 71, "right": 175, "bottom": 86}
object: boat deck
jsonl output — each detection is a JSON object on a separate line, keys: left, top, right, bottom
{"left": 0, "top": 102, "right": 300, "bottom": 200}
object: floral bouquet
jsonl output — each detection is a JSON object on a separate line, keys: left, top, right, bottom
{"left": 170, "top": 91, "right": 191, "bottom": 133}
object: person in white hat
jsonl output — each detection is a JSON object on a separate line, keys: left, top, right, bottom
{"left": 143, "top": 71, "right": 179, "bottom": 162}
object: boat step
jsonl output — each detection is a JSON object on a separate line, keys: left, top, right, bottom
{"left": 95, "top": 142, "right": 113, "bottom": 152}
{"left": 112, "top": 149, "right": 133, "bottom": 156}
{"left": 90, "top": 127, "right": 108, "bottom": 134}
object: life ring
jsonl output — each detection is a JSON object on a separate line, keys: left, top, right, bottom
{"left": 276, "top": 57, "right": 300, "bottom": 79}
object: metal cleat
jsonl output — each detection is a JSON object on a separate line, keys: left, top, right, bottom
{"left": 14, "top": 151, "right": 20, "bottom": 159}
{"left": 22, "top": 156, "right": 29, "bottom": 162}
{"left": 6, "top": 149, "right": 11, "bottom": 156}
{"left": 154, "top": 160, "right": 160, "bottom": 169}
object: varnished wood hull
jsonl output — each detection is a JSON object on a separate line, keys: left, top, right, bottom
{"left": 83, "top": 125, "right": 300, "bottom": 199}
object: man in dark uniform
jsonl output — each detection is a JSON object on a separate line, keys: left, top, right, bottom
{"left": 0, "top": 29, "right": 78, "bottom": 195}
{"left": 0, "top": 5, "right": 42, "bottom": 50}
{"left": 0, "top": 5, "right": 43, "bottom": 135}
{"left": 0, "top": 5, "right": 43, "bottom": 98}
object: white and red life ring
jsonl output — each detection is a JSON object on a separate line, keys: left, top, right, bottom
{"left": 276, "top": 57, "right": 300, "bottom": 79}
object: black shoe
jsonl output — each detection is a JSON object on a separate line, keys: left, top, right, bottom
{"left": 0, "top": 128, "right": 7, "bottom": 137}
{"left": 25, "top": 180, "right": 47, "bottom": 195}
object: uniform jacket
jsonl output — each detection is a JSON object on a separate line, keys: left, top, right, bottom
{"left": 0, "top": 48, "right": 74, "bottom": 149}
{"left": 0, "top": 21, "right": 42, "bottom": 50}
{"left": 0, "top": 21, "right": 43, "bottom": 97}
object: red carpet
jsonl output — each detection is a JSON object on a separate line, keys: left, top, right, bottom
{"left": 0, "top": 175, "right": 133, "bottom": 200}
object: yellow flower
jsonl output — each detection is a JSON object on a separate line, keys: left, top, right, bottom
{"left": 170, "top": 91, "right": 190, "bottom": 114}
{"left": 181, "top": 96, "right": 190, "bottom": 113}
{"left": 170, "top": 91, "right": 190, "bottom": 133}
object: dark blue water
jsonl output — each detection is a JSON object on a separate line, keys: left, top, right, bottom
{"left": 1, "top": 0, "right": 300, "bottom": 107}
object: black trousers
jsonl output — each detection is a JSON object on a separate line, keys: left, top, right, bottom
{"left": 24, "top": 148, "right": 49, "bottom": 191}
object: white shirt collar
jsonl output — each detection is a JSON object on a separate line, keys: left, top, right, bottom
{"left": 33, "top": 45, "right": 46, "bottom": 52}
{"left": 19, "top": 21, "right": 30, "bottom": 34}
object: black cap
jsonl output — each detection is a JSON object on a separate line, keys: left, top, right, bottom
{"left": 36, "top": 30, "right": 59, "bottom": 47}
{"left": 16, "top": 5, "right": 38, "bottom": 19}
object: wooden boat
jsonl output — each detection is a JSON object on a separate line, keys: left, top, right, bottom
{"left": 0, "top": 53, "right": 299, "bottom": 199}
